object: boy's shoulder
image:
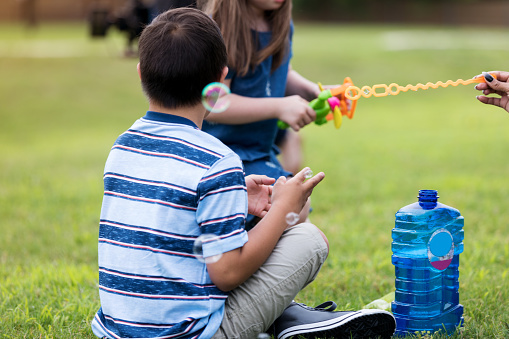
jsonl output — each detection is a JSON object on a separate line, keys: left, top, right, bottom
{"left": 195, "top": 126, "right": 243, "bottom": 163}
{"left": 133, "top": 112, "right": 242, "bottom": 166}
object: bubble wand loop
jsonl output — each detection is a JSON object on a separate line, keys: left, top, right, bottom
{"left": 345, "top": 74, "right": 495, "bottom": 101}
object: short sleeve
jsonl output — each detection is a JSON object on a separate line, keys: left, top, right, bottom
{"left": 196, "top": 152, "right": 248, "bottom": 258}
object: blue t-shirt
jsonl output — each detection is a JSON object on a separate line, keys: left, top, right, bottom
{"left": 202, "top": 24, "right": 294, "bottom": 179}
{"left": 91, "top": 111, "right": 248, "bottom": 339}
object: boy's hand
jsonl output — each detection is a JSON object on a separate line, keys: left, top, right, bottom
{"left": 245, "top": 175, "right": 276, "bottom": 218}
{"left": 271, "top": 167, "right": 325, "bottom": 216}
{"left": 207, "top": 169, "right": 323, "bottom": 291}
{"left": 475, "top": 71, "right": 509, "bottom": 113}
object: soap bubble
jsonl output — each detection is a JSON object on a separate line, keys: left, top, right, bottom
{"left": 304, "top": 169, "right": 313, "bottom": 179}
{"left": 285, "top": 212, "right": 300, "bottom": 226}
{"left": 193, "top": 234, "right": 223, "bottom": 264}
{"left": 202, "top": 82, "right": 231, "bottom": 113}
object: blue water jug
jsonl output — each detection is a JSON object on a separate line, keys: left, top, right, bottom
{"left": 391, "top": 190, "right": 464, "bottom": 336}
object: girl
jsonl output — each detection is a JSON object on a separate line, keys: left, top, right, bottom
{"left": 201, "top": 0, "right": 328, "bottom": 229}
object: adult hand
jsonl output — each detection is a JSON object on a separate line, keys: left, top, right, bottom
{"left": 476, "top": 71, "right": 509, "bottom": 113}
{"left": 245, "top": 175, "right": 275, "bottom": 218}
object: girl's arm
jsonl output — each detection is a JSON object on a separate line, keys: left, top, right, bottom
{"left": 285, "top": 65, "right": 321, "bottom": 101}
{"left": 205, "top": 79, "right": 317, "bottom": 131}
{"left": 206, "top": 168, "right": 325, "bottom": 292}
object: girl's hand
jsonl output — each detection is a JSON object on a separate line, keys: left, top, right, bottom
{"left": 245, "top": 175, "right": 275, "bottom": 218}
{"left": 271, "top": 167, "right": 325, "bottom": 215}
{"left": 277, "top": 95, "right": 317, "bottom": 131}
{"left": 475, "top": 71, "right": 509, "bottom": 113}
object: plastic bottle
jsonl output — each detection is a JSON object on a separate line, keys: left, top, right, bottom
{"left": 391, "top": 190, "right": 464, "bottom": 336}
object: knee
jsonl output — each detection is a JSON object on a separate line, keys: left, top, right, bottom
{"left": 293, "top": 222, "right": 329, "bottom": 257}
{"left": 315, "top": 226, "right": 329, "bottom": 254}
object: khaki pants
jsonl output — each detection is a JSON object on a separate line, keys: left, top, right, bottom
{"left": 212, "top": 222, "right": 329, "bottom": 339}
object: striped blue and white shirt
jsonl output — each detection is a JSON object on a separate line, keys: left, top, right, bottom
{"left": 91, "top": 111, "right": 249, "bottom": 339}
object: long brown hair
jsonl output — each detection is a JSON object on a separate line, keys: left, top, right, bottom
{"left": 201, "top": 0, "right": 292, "bottom": 77}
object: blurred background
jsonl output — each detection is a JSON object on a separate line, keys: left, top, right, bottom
{"left": 0, "top": 0, "right": 509, "bottom": 26}
{"left": 0, "top": 0, "right": 508, "bottom": 26}
{"left": 1, "top": 0, "right": 508, "bottom": 58}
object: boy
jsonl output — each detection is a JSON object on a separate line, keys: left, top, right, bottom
{"left": 91, "top": 8, "right": 396, "bottom": 339}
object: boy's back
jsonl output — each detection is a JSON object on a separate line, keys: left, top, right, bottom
{"left": 92, "top": 111, "right": 248, "bottom": 338}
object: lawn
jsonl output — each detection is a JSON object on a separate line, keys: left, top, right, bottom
{"left": 0, "top": 21, "right": 508, "bottom": 338}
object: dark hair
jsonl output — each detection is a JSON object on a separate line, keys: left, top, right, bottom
{"left": 138, "top": 8, "right": 227, "bottom": 109}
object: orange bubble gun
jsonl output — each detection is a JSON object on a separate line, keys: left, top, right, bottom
{"left": 277, "top": 77, "right": 357, "bottom": 130}
{"left": 345, "top": 74, "right": 495, "bottom": 101}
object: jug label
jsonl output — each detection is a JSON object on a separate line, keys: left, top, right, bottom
{"left": 427, "top": 229, "right": 454, "bottom": 270}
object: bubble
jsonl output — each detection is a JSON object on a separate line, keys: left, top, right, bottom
{"left": 304, "top": 169, "right": 313, "bottom": 179}
{"left": 202, "top": 82, "right": 231, "bottom": 113}
{"left": 364, "top": 89, "right": 370, "bottom": 95}
{"left": 285, "top": 212, "right": 300, "bottom": 226}
{"left": 193, "top": 234, "right": 223, "bottom": 264}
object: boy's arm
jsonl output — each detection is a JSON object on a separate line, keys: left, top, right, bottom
{"left": 206, "top": 168, "right": 325, "bottom": 292}
{"left": 205, "top": 79, "right": 317, "bottom": 131}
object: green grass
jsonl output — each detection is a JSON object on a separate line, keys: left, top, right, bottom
{"left": 1, "top": 21, "right": 509, "bottom": 338}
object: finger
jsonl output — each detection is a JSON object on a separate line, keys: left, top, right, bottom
{"left": 486, "top": 71, "right": 509, "bottom": 82}
{"left": 484, "top": 73, "right": 509, "bottom": 93}
{"left": 303, "top": 171, "right": 325, "bottom": 190}
{"left": 475, "top": 83, "right": 488, "bottom": 91}
{"left": 257, "top": 175, "right": 276, "bottom": 185}
{"left": 477, "top": 95, "right": 502, "bottom": 107}
{"left": 302, "top": 114, "right": 313, "bottom": 125}
{"left": 274, "top": 176, "right": 287, "bottom": 186}
{"left": 265, "top": 178, "right": 276, "bottom": 185}
{"left": 291, "top": 123, "right": 301, "bottom": 132}
{"left": 293, "top": 167, "right": 311, "bottom": 181}
{"left": 248, "top": 174, "right": 263, "bottom": 184}
{"left": 477, "top": 85, "right": 505, "bottom": 97}
{"left": 307, "top": 106, "right": 317, "bottom": 121}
